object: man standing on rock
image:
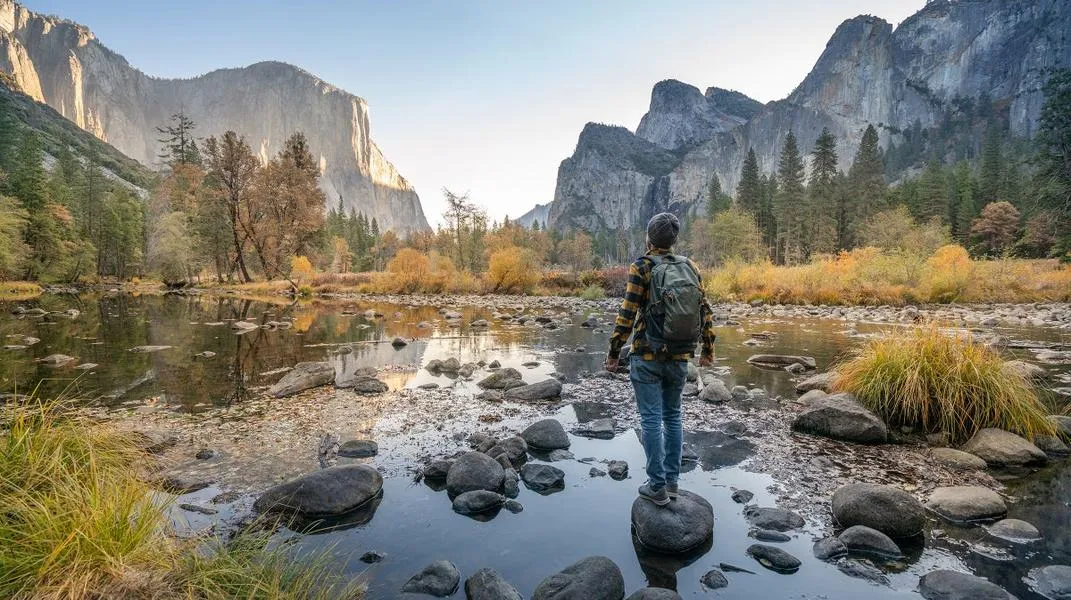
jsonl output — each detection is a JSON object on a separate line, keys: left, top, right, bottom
{"left": 605, "top": 212, "right": 716, "bottom": 506}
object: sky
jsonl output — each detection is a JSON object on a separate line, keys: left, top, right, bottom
{"left": 26, "top": 0, "right": 923, "bottom": 227}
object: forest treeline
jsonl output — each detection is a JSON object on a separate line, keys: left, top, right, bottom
{"left": 0, "top": 71, "right": 1068, "bottom": 299}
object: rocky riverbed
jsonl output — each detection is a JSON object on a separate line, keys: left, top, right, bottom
{"left": 3, "top": 292, "right": 1071, "bottom": 599}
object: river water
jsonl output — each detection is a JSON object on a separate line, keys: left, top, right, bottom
{"left": 2, "top": 293, "right": 1070, "bottom": 599}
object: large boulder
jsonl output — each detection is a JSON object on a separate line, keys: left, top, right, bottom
{"left": 626, "top": 589, "right": 681, "bottom": 600}
{"left": 532, "top": 556, "right": 625, "bottom": 600}
{"left": 926, "top": 486, "right": 1007, "bottom": 522}
{"left": 699, "top": 379, "right": 732, "bottom": 403}
{"left": 931, "top": 448, "right": 988, "bottom": 471}
{"left": 478, "top": 368, "right": 524, "bottom": 389}
{"left": 631, "top": 490, "right": 714, "bottom": 554}
{"left": 401, "top": 560, "right": 461, "bottom": 597}
{"left": 465, "top": 568, "right": 523, "bottom": 600}
{"left": 268, "top": 362, "right": 335, "bottom": 398}
{"left": 792, "top": 393, "right": 888, "bottom": 444}
{"left": 918, "top": 570, "right": 1012, "bottom": 600}
{"left": 446, "top": 452, "right": 505, "bottom": 497}
{"left": 522, "top": 419, "right": 571, "bottom": 450}
{"left": 253, "top": 464, "right": 382, "bottom": 516}
{"left": 505, "top": 379, "right": 563, "bottom": 401}
{"left": 796, "top": 372, "right": 837, "bottom": 393}
{"left": 961, "top": 428, "right": 1047, "bottom": 467}
{"left": 831, "top": 483, "right": 926, "bottom": 538}
{"left": 520, "top": 463, "right": 566, "bottom": 494}
{"left": 743, "top": 506, "right": 805, "bottom": 532}
{"left": 748, "top": 354, "right": 817, "bottom": 369}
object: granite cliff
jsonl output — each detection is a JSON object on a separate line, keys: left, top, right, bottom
{"left": 0, "top": 0, "right": 428, "bottom": 232}
{"left": 548, "top": 0, "right": 1071, "bottom": 237}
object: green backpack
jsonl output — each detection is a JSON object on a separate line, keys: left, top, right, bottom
{"left": 643, "top": 254, "right": 703, "bottom": 356}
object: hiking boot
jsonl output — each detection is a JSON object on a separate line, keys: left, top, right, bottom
{"left": 638, "top": 483, "right": 670, "bottom": 506}
{"left": 666, "top": 483, "right": 679, "bottom": 499}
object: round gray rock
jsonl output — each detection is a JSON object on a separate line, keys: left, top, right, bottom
{"left": 838, "top": 525, "right": 901, "bottom": 557}
{"left": 401, "top": 560, "right": 460, "bottom": 597}
{"left": 791, "top": 393, "right": 888, "bottom": 443}
{"left": 931, "top": 447, "right": 988, "bottom": 471}
{"left": 700, "top": 569, "right": 729, "bottom": 589}
{"left": 744, "top": 506, "right": 805, "bottom": 532}
{"left": 522, "top": 419, "right": 571, "bottom": 450}
{"left": 351, "top": 378, "right": 389, "bottom": 394}
{"left": 338, "top": 439, "right": 378, "bottom": 458}
{"left": 632, "top": 490, "right": 714, "bottom": 554}
{"left": 452, "top": 490, "right": 506, "bottom": 515}
{"left": 520, "top": 463, "right": 566, "bottom": 494}
{"left": 700, "top": 379, "right": 732, "bottom": 403}
{"left": 446, "top": 452, "right": 505, "bottom": 497}
{"left": 919, "top": 570, "right": 1012, "bottom": 600}
{"left": 253, "top": 464, "right": 381, "bottom": 516}
{"left": 465, "top": 568, "right": 523, "bottom": 600}
{"left": 813, "top": 537, "right": 847, "bottom": 560}
{"left": 423, "top": 459, "right": 453, "bottom": 480}
{"left": 1026, "top": 565, "right": 1071, "bottom": 600}
{"left": 532, "top": 555, "right": 625, "bottom": 600}
{"left": 987, "top": 518, "right": 1041, "bottom": 542}
{"left": 747, "top": 544, "right": 801, "bottom": 573}
{"left": 505, "top": 378, "right": 563, "bottom": 401}
{"left": 832, "top": 483, "right": 926, "bottom": 538}
{"left": 926, "top": 486, "right": 1007, "bottom": 522}
{"left": 961, "top": 428, "right": 1047, "bottom": 467}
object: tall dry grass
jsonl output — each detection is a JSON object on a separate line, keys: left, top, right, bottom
{"left": 0, "top": 399, "right": 361, "bottom": 600}
{"left": 0, "top": 281, "right": 43, "bottom": 301}
{"left": 831, "top": 327, "right": 1058, "bottom": 444}
{"left": 705, "top": 245, "right": 1071, "bottom": 305}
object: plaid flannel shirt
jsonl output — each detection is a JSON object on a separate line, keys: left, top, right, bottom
{"left": 607, "top": 248, "right": 717, "bottom": 362}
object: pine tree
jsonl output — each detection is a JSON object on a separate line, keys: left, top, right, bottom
{"left": 951, "top": 161, "right": 976, "bottom": 241}
{"left": 775, "top": 132, "right": 806, "bottom": 264}
{"left": 979, "top": 124, "right": 1003, "bottom": 205}
{"left": 736, "top": 148, "right": 762, "bottom": 214}
{"left": 845, "top": 125, "right": 886, "bottom": 248}
{"left": 156, "top": 112, "right": 202, "bottom": 168}
{"left": 916, "top": 157, "right": 947, "bottom": 222}
{"left": 1032, "top": 69, "right": 1071, "bottom": 252}
{"left": 707, "top": 174, "right": 730, "bottom": 216}
{"left": 808, "top": 128, "right": 839, "bottom": 254}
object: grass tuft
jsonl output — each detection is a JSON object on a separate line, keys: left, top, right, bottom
{"left": 0, "top": 281, "right": 43, "bottom": 301}
{"left": 831, "top": 326, "right": 1058, "bottom": 444}
{"left": 0, "top": 399, "right": 361, "bottom": 600}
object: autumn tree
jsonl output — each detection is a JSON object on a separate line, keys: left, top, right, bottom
{"left": 970, "top": 201, "right": 1021, "bottom": 255}
{"left": 561, "top": 230, "right": 594, "bottom": 272}
{"left": 690, "top": 207, "right": 765, "bottom": 267}
{"left": 204, "top": 131, "right": 259, "bottom": 282}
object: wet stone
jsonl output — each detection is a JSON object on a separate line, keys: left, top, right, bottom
{"left": 446, "top": 452, "right": 505, "bottom": 497}
{"left": 926, "top": 486, "right": 1007, "bottom": 523}
{"left": 195, "top": 448, "right": 217, "bottom": 460}
{"left": 832, "top": 483, "right": 927, "bottom": 538}
{"left": 423, "top": 459, "right": 453, "bottom": 480}
{"left": 813, "top": 537, "right": 847, "bottom": 560}
{"left": 590, "top": 467, "right": 607, "bottom": 477}
{"left": 504, "top": 499, "right": 524, "bottom": 513}
{"left": 267, "top": 361, "right": 334, "bottom": 398}
{"left": 931, "top": 447, "right": 988, "bottom": 471}
{"left": 401, "top": 560, "right": 461, "bottom": 597}
{"left": 179, "top": 503, "right": 218, "bottom": 515}
{"left": 452, "top": 490, "right": 507, "bottom": 515}
{"left": 744, "top": 506, "right": 805, "bottom": 532}
{"left": 731, "top": 489, "right": 754, "bottom": 504}
{"left": 918, "top": 570, "right": 1012, "bottom": 600}
{"left": 987, "top": 518, "right": 1041, "bottom": 543}
{"left": 626, "top": 588, "right": 681, "bottom": 600}
{"left": 960, "top": 428, "right": 1047, "bottom": 467}
{"left": 1026, "top": 565, "right": 1071, "bottom": 600}
{"left": 631, "top": 490, "right": 714, "bottom": 554}
{"left": 607, "top": 460, "right": 629, "bottom": 480}
{"left": 747, "top": 544, "right": 801, "bottom": 573}
{"left": 359, "top": 551, "right": 385, "bottom": 564}
{"left": 545, "top": 449, "right": 575, "bottom": 462}
{"left": 792, "top": 393, "right": 888, "bottom": 444}
{"left": 465, "top": 568, "right": 523, "bottom": 600}
{"left": 253, "top": 464, "right": 381, "bottom": 517}
{"left": 700, "top": 568, "right": 729, "bottom": 589}
{"left": 520, "top": 463, "right": 566, "bottom": 494}
{"left": 835, "top": 558, "right": 889, "bottom": 585}
{"left": 505, "top": 378, "right": 563, "bottom": 401}
{"left": 521, "top": 419, "right": 570, "bottom": 450}
{"left": 576, "top": 418, "right": 616, "bottom": 439}
{"left": 838, "top": 525, "right": 901, "bottom": 557}
{"left": 338, "top": 439, "right": 378, "bottom": 458}
{"left": 750, "top": 528, "right": 791, "bottom": 542}
{"left": 531, "top": 556, "right": 625, "bottom": 600}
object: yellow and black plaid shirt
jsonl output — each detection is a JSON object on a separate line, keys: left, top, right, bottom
{"left": 608, "top": 248, "right": 717, "bottom": 362}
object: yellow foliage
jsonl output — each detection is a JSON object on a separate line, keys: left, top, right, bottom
{"left": 289, "top": 255, "right": 315, "bottom": 284}
{"left": 375, "top": 249, "right": 479, "bottom": 294}
{"left": 485, "top": 246, "right": 540, "bottom": 293}
{"left": 705, "top": 245, "right": 1070, "bottom": 305}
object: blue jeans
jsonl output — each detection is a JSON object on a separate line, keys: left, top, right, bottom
{"left": 630, "top": 355, "right": 687, "bottom": 491}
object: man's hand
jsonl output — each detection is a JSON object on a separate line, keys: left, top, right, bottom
{"left": 698, "top": 356, "right": 713, "bottom": 368}
{"left": 604, "top": 357, "right": 619, "bottom": 373}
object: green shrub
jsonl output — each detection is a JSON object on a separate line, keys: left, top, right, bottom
{"left": 579, "top": 285, "right": 605, "bottom": 300}
{"left": 832, "top": 327, "right": 1057, "bottom": 444}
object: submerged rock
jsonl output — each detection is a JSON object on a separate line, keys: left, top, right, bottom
{"left": 747, "top": 354, "right": 817, "bottom": 369}
{"left": 452, "top": 490, "right": 507, "bottom": 515}
{"left": 731, "top": 489, "right": 754, "bottom": 504}
{"left": 960, "top": 428, "right": 1047, "bottom": 467}
{"left": 520, "top": 463, "right": 566, "bottom": 494}
{"left": 1025, "top": 565, "right": 1071, "bottom": 600}
{"left": 267, "top": 362, "right": 334, "bottom": 398}
{"left": 531, "top": 556, "right": 625, "bottom": 600}
{"left": 813, "top": 537, "right": 848, "bottom": 560}
{"left": 792, "top": 393, "right": 888, "bottom": 444}
{"left": 918, "top": 570, "right": 1012, "bottom": 600}
{"left": 38, "top": 354, "right": 76, "bottom": 367}
{"left": 607, "top": 460, "right": 629, "bottom": 480}
{"left": 401, "top": 560, "right": 461, "bottom": 597}
{"left": 465, "top": 568, "right": 523, "bottom": 600}
{"left": 338, "top": 439, "right": 378, "bottom": 458}
{"left": 632, "top": 490, "right": 714, "bottom": 554}
{"left": 626, "top": 589, "right": 681, "bottom": 600}
{"left": 926, "top": 486, "right": 1007, "bottom": 522}
{"left": 576, "top": 418, "right": 616, "bottom": 439}
{"left": 521, "top": 419, "right": 571, "bottom": 450}
{"left": 832, "top": 483, "right": 926, "bottom": 538}
{"left": 838, "top": 525, "right": 901, "bottom": 557}
{"left": 253, "top": 464, "right": 381, "bottom": 516}
{"left": 700, "top": 568, "right": 729, "bottom": 589}
{"left": 987, "top": 518, "right": 1041, "bottom": 543}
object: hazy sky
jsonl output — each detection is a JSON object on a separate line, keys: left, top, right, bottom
{"left": 27, "top": 0, "right": 922, "bottom": 226}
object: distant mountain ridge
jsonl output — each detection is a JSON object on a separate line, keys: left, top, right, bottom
{"left": 547, "top": 0, "right": 1071, "bottom": 241}
{"left": 0, "top": 0, "right": 429, "bottom": 232}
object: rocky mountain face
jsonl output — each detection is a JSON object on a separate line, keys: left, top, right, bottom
{"left": 548, "top": 0, "right": 1071, "bottom": 236}
{"left": 515, "top": 202, "right": 550, "bottom": 229}
{"left": 0, "top": 0, "right": 428, "bottom": 232}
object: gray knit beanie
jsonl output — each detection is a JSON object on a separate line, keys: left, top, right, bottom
{"left": 647, "top": 212, "right": 680, "bottom": 249}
